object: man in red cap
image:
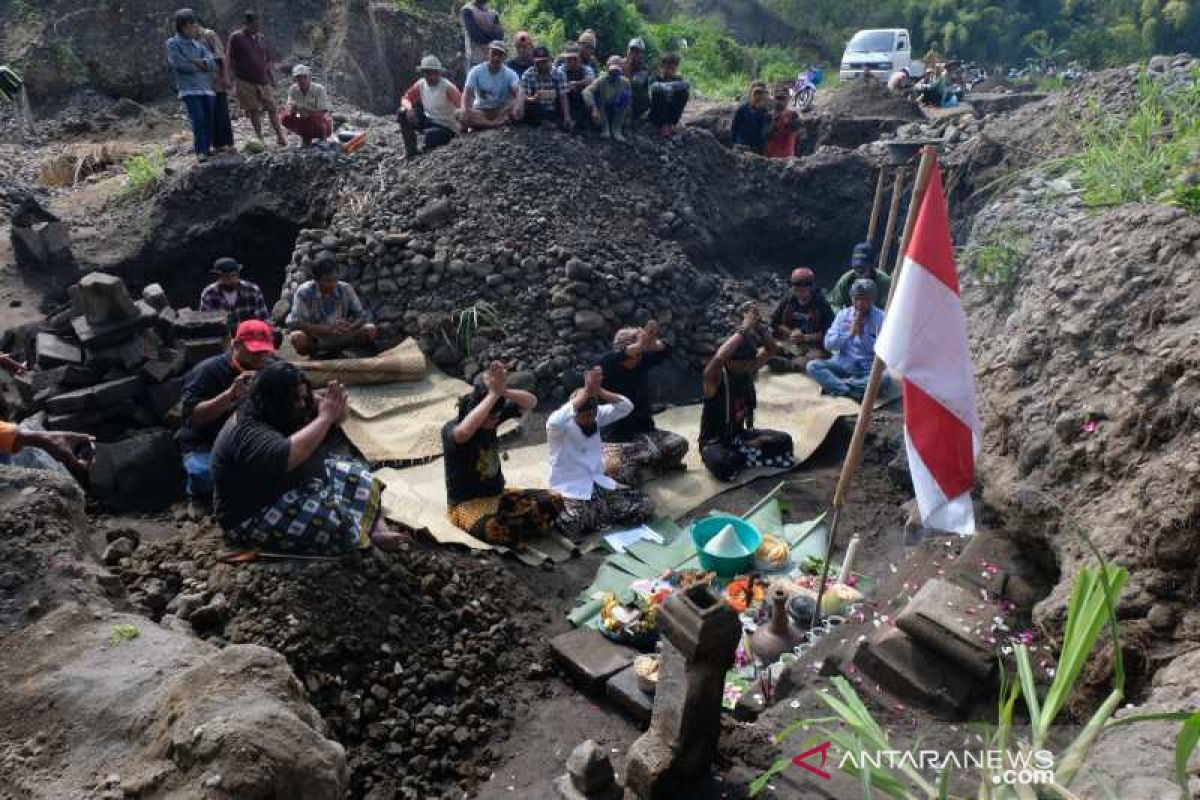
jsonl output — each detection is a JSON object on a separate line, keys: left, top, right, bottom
{"left": 176, "top": 319, "right": 277, "bottom": 510}
{"left": 769, "top": 266, "right": 834, "bottom": 371}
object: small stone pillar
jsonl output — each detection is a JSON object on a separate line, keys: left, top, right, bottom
{"left": 623, "top": 585, "right": 742, "bottom": 799}
{"left": 556, "top": 740, "right": 621, "bottom": 800}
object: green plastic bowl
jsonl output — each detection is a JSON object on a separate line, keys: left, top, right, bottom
{"left": 690, "top": 516, "right": 762, "bottom": 577}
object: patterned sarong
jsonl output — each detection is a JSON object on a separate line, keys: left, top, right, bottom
{"left": 601, "top": 429, "right": 689, "bottom": 486}
{"left": 447, "top": 488, "right": 564, "bottom": 547}
{"left": 229, "top": 458, "right": 383, "bottom": 555}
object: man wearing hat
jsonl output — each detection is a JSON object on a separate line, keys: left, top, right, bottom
{"left": 829, "top": 241, "right": 892, "bottom": 310}
{"left": 625, "top": 37, "right": 652, "bottom": 122}
{"left": 555, "top": 42, "right": 596, "bottom": 132}
{"left": 461, "top": 40, "right": 523, "bottom": 130}
{"left": 769, "top": 265, "right": 835, "bottom": 371}
{"left": 199, "top": 257, "right": 271, "bottom": 330}
{"left": 731, "top": 81, "right": 772, "bottom": 153}
{"left": 460, "top": 0, "right": 504, "bottom": 68}
{"left": 507, "top": 31, "right": 535, "bottom": 76}
{"left": 584, "top": 55, "right": 633, "bottom": 142}
{"left": 281, "top": 64, "right": 331, "bottom": 146}
{"left": 400, "top": 54, "right": 462, "bottom": 158}
{"left": 807, "top": 278, "right": 889, "bottom": 402}
{"left": 520, "top": 45, "right": 569, "bottom": 128}
{"left": 176, "top": 319, "right": 277, "bottom": 507}
{"left": 577, "top": 29, "right": 601, "bottom": 74}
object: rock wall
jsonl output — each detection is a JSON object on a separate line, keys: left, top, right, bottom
{"left": 0, "top": 0, "right": 460, "bottom": 115}
{"left": 275, "top": 126, "right": 875, "bottom": 401}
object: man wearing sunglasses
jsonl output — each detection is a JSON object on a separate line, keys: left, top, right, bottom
{"left": 769, "top": 266, "right": 835, "bottom": 371}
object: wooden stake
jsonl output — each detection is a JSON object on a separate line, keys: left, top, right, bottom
{"left": 811, "top": 146, "right": 939, "bottom": 631}
{"left": 876, "top": 167, "right": 908, "bottom": 274}
{"left": 865, "top": 166, "right": 888, "bottom": 248}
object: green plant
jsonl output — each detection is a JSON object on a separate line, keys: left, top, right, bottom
{"left": 1063, "top": 69, "right": 1200, "bottom": 210}
{"left": 120, "top": 149, "right": 166, "bottom": 199}
{"left": 445, "top": 301, "right": 505, "bottom": 360}
{"left": 964, "top": 228, "right": 1028, "bottom": 287}
{"left": 109, "top": 624, "right": 140, "bottom": 647}
{"left": 242, "top": 139, "right": 266, "bottom": 155}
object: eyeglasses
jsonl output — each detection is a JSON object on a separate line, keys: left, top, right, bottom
{"left": 791, "top": 281, "right": 814, "bottom": 288}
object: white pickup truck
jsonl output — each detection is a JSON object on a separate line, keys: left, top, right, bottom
{"left": 839, "top": 28, "right": 926, "bottom": 82}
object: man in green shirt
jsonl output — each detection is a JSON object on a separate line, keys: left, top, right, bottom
{"left": 829, "top": 242, "right": 892, "bottom": 310}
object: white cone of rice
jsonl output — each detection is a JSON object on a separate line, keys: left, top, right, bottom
{"left": 703, "top": 523, "right": 750, "bottom": 558}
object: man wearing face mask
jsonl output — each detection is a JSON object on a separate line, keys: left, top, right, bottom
{"left": 699, "top": 304, "right": 796, "bottom": 481}
{"left": 768, "top": 266, "right": 834, "bottom": 371}
{"left": 807, "top": 278, "right": 889, "bottom": 402}
{"left": 583, "top": 55, "right": 632, "bottom": 142}
{"left": 548, "top": 367, "right": 654, "bottom": 539}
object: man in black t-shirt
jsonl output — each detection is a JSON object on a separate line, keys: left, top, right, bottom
{"left": 699, "top": 305, "right": 795, "bottom": 481}
{"left": 597, "top": 321, "right": 689, "bottom": 485}
{"left": 769, "top": 266, "right": 835, "bottom": 372}
{"left": 443, "top": 361, "right": 563, "bottom": 546}
{"left": 176, "top": 320, "right": 276, "bottom": 504}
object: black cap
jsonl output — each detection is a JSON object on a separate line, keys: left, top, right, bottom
{"left": 212, "top": 257, "right": 243, "bottom": 274}
{"left": 533, "top": 45, "right": 552, "bottom": 61}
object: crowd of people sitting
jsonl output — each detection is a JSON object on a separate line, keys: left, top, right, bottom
{"left": 0, "top": 238, "right": 889, "bottom": 556}
{"left": 164, "top": 6, "right": 702, "bottom": 163}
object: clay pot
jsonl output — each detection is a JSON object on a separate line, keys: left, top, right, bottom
{"left": 750, "top": 585, "right": 806, "bottom": 664}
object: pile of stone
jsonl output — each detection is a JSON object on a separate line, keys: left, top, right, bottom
{"left": 275, "top": 127, "right": 874, "bottom": 404}
{"left": 16, "top": 271, "right": 226, "bottom": 435}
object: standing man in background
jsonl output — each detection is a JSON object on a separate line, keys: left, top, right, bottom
{"left": 197, "top": 22, "right": 234, "bottom": 153}
{"left": 227, "top": 11, "right": 287, "bottom": 148}
{"left": 461, "top": 0, "right": 504, "bottom": 68}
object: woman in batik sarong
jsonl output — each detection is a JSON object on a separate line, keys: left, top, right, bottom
{"left": 442, "top": 361, "right": 563, "bottom": 546}
{"left": 210, "top": 361, "right": 405, "bottom": 554}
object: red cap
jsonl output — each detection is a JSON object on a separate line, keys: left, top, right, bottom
{"left": 234, "top": 319, "right": 276, "bottom": 353}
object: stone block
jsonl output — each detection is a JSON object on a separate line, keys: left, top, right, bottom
{"left": 605, "top": 664, "right": 654, "bottom": 725}
{"left": 35, "top": 332, "right": 83, "bottom": 368}
{"left": 14, "top": 366, "right": 67, "bottom": 407}
{"left": 141, "top": 283, "right": 170, "bottom": 311}
{"left": 140, "top": 349, "right": 186, "bottom": 384}
{"left": 894, "top": 579, "right": 997, "bottom": 679}
{"left": 574, "top": 310, "right": 606, "bottom": 332}
{"left": 77, "top": 272, "right": 139, "bottom": 326}
{"left": 90, "top": 429, "right": 183, "bottom": 511}
{"left": 86, "top": 333, "right": 150, "bottom": 371}
{"left": 70, "top": 303, "right": 155, "bottom": 348}
{"left": 146, "top": 377, "right": 184, "bottom": 422}
{"left": 46, "top": 399, "right": 136, "bottom": 432}
{"left": 549, "top": 628, "right": 636, "bottom": 695}
{"left": 179, "top": 337, "right": 226, "bottom": 366}
{"left": 172, "top": 309, "right": 229, "bottom": 339}
{"left": 852, "top": 626, "right": 975, "bottom": 718}
{"left": 61, "top": 364, "right": 103, "bottom": 387}
{"left": 46, "top": 375, "right": 143, "bottom": 414}
{"left": 555, "top": 739, "right": 621, "bottom": 800}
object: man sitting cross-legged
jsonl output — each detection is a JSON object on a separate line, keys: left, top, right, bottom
{"left": 598, "top": 321, "right": 688, "bottom": 486}
{"left": 443, "top": 362, "right": 563, "bottom": 547}
{"left": 461, "top": 40, "right": 524, "bottom": 131}
{"left": 807, "top": 278, "right": 890, "bottom": 403}
{"left": 699, "top": 304, "right": 796, "bottom": 481}
{"left": 286, "top": 259, "right": 378, "bottom": 357}
{"left": 550, "top": 367, "right": 655, "bottom": 539}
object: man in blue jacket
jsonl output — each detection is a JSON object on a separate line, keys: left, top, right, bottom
{"left": 165, "top": 9, "right": 217, "bottom": 162}
{"left": 806, "top": 279, "right": 889, "bottom": 402}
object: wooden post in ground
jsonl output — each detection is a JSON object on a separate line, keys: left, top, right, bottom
{"left": 865, "top": 166, "right": 888, "bottom": 249}
{"left": 877, "top": 167, "right": 908, "bottom": 274}
{"left": 810, "top": 146, "right": 939, "bottom": 631}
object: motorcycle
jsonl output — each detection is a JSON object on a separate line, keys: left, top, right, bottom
{"left": 790, "top": 66, "right": 823, "bottom": 112}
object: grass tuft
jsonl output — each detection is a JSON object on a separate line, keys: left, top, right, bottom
{"left": 120, "top": 149, "right": 166, "bottom": 199}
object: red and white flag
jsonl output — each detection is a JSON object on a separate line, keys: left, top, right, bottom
{"left": 876, "top": 160, "right": 980, "bottom": 536}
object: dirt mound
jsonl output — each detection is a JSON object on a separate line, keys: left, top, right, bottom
{"left": 275, "top": 126, "right": 875, "bottom": 403}
{"left": 973, "top": 76, "right": 1017, "bottom": 93}
{"left": 0, "top": 467, "right": 346, "bottom": 799}
{"left": 815, "top": 77, "right": 924, "bottom": 121}
{"left": 964, "top": 189, "right": 1200, "bottom": 698}
{"left": 119, "top": 527, "right": 555, "bottom": 799}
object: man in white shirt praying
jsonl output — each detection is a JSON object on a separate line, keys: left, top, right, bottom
{"left": 547, "top": 367, "right": 655, "bottom": 539}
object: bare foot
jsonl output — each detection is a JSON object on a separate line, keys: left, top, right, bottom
{"left": 370, "top": 525, "right": 410, "bottom": 553}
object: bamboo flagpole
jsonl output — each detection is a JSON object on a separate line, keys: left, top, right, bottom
{"left": 876, "top": 167, "right": 908, "bottom": 273}
{"left": 865, "top": 166, "right": 889, "bottom": 247}
{"left": 810, "top": 146, "right": 938, "bottom": 630}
